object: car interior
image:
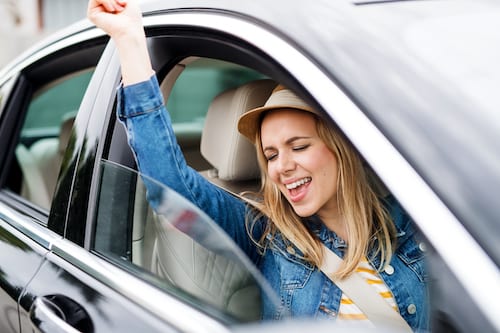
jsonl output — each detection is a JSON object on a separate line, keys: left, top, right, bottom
{"left": 16, "top": 107, "right": 76, "bottom": 210}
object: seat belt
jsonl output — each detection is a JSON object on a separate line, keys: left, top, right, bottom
{"left": 320, "top": 244, "right": 413, "bottom": 332}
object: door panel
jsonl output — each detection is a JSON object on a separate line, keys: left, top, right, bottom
{"left": 19, "top": 250, "right": 178, "bottom": 333}
{"left": 0, "top": 207, "right": 49, "bottom": 333}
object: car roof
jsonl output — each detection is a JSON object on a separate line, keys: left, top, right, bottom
{"left": 0, "top": 19, "right": 102, "bottom": 82}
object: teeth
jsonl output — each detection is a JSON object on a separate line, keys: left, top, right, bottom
{"left": 286, "top": 177, "right": 311, "bottom": 190}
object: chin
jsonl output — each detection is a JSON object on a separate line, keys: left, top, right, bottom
{"left": 292, "top": 205, "right": 316, "bottom": 218}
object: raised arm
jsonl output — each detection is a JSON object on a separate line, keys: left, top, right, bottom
{"left": 87, "top": 0, "right": 153, "bottom": 85}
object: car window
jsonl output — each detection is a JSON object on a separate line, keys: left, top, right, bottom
{"left": 21, "top": 69, "right": 93, "bottom": 142}
{"left": 101, "top": 57, "right": 273, "bottom": 323}
{"left": 92, "top": 159, "right": 278, "bottom": 322}
{"left": 5, "top": 69, "right": 94, "bottom": 211}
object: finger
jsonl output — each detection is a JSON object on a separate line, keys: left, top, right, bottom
{"left": 94, "top": 0, "right": 122, "bottom": 13}
{"left": 112, "top": 0, "right": 128, "bottom": 12}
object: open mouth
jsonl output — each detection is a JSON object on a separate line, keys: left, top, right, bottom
{"left": 285, "top": 177, "right": 312, "bottom": 203}
{"left": 285, "top": 177, "right": 312, "bottom": 190}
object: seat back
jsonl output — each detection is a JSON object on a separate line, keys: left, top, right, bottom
{"left": 16, "top": 114, "right": 75, "bottom": 209}
{"left": 150, "top": 213, "right": 261, "bottom": 321}
{"left": 200, "top": 79, "right": 276, "bottom": 194}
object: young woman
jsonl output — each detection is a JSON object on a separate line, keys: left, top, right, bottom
{"left": 88, "top": 0, "right": 428, "bottom": 330}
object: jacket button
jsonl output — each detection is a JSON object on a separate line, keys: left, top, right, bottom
{"left": 419, "top": 242, "right": 427, "bottom": 252}
{"left": 384, "top": 265, "right": 395, "bottom": 275}
{"left": 407, "top": 304, "right": 417, "bottom": 315}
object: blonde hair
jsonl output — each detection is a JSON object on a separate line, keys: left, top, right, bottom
{"left": 245, "top": 111, "right": 396, "bottom": 279}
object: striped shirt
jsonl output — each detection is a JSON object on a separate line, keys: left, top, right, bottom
{"left": 337, "top": 258, "right": 398, "bottom": 326}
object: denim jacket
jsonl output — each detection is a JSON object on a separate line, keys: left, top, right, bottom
{"left": 117, "top": 76, "right": 429, "bottom": 331}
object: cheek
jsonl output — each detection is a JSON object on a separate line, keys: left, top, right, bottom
{"left": 266, "top": 163, "right": 280, "bottom": 183}
{"left": 317, "top": 150, "right": 338, "bottom": 179}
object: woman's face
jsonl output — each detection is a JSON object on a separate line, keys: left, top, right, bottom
{"left": 260, "top": 109, "right": 340, "bottom": 219}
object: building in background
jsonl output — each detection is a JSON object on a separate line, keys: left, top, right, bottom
{"left": 39, "top": 0, "right": 88, "bottom": 32}
{"left": 0, "top": 0, "right": 87, "bottom": 67}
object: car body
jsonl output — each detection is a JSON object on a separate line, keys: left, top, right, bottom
{"left": 0, "top": 0, "right": 499, "bottom": 332}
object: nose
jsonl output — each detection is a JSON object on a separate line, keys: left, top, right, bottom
{"left": 276, "top": 151, "right": 296, "bottom": 174}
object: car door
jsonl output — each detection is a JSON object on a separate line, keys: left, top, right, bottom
{"left": 0, "top": 26, "right": 107, "bottom": 333}
{"left": 0, "top": 202, "right": 50, "bottom": 333}
{"left": 0, "top": 24, "right": 174, "bottom": 333}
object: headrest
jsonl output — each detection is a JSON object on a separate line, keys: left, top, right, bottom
{"left": 201, "top": 79, "right": 276, "bottom": 181}
{"left": 58, "top": 114, "right": 75, "bottom": 154}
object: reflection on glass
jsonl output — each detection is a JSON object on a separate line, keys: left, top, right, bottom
{"left": 94, "top": 159, "right": 278, "bottom": 322}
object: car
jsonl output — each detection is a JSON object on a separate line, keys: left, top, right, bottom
{"left": 0, "top": 0, "right": 499, "bottom": 332}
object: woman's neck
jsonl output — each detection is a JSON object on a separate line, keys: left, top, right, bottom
{"left": 319, "top": 213, "right": 348, "bottom": 242}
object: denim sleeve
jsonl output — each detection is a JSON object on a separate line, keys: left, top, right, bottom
{"left": 116, "top": 75, "right": 258, "bottom": 261}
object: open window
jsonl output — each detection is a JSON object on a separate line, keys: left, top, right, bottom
{"left": 99, "top": 52, "right": 276, "bottom": 323}
{"left": 0, "top": 42, "right": 105, "bottom": 214}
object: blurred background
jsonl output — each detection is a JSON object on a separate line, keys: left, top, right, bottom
{"left": 0, "top": 0, "right": 88, "bottom": 67}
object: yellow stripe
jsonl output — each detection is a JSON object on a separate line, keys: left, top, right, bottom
{"left": 379, "top": 291, "right": 393, "bottom": 298}
{"left": 356, "top": 267, "right": 376, "bottom": 274}
{"left": 341, "top": 298, "right": 354, "bottom": 304}
{"left": 366, "top": 278, "right": 383, "bottom": 285}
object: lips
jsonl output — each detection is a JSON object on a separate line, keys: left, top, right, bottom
{"left": 285, "top": 177, "right": 311, "bottom": 202}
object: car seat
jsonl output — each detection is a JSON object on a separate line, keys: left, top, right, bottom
{"left": 15, "top": 114, "right": 75, "bottom": 209}
{"left": 199, "top": 79, "right": 277, "bottom": 194}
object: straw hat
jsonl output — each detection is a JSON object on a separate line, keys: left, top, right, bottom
{"left": 237, "top": 84, "right": 320, "bottom": 142}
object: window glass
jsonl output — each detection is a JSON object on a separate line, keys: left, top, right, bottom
{"left": 93, "top": 160, "right": 277, "bottom": 322}
{"left": 8, "top": 69, "right": 94, "bottom": 210}
{"left": 21, "top": 69, "right": 93, "bottom": 142}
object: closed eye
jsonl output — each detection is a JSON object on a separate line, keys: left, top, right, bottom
{"left": 293, "top": 144, "right": 310, "bottom": 151}
{"left": 265, "top": 153, "right": 278, "bottom": 161}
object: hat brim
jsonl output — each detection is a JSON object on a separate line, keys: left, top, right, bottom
{"left": 237, "top": 104, "right": 317, "bottom": 143}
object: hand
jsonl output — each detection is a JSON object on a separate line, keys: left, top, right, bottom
{"left": 87, "top": 0, "right": 143, "bottom": 41}
{"left": 87, "top": 0, "right": 154, "bottom": 85}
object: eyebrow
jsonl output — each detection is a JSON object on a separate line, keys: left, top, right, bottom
{"left": 263, "top": 136, "right": 311, "bottom": 152}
